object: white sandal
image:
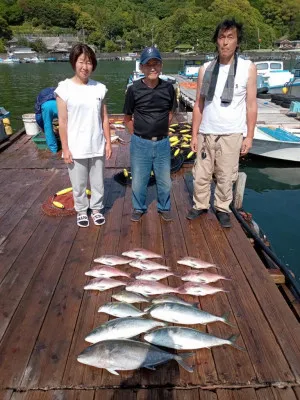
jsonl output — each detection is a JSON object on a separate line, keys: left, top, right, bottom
{"left": 91, "top": 210, "right": 105, "bottom": 226}
{"left": 77, "top": 213, "right": 89, "bottom": 228}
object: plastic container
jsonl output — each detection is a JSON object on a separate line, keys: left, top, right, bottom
{"left": 22, "top": 113, "right": 40, "bottom": 136}
{"left": 32, "top": 132, "right": 48, "bottom": 150}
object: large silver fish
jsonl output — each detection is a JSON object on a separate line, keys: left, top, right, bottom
{"left": 77, "top": 339, "right": 194, "bottom": 375}
{"left": 85, "top": 317, "right": 167, "bottom": 343}
{"left": 151, "top": 295, "right": 199, "bottom": 308}
{"left": 122, "top": 248, "right": 162, "bottom": 259}
{"left": 135, "top": 270, "right": 175, "bottom": 281}
{"left": 126, "top": 280, "right": 179, "bottom": 296}
{"left": 112, "top": 290, "right": 150, "bottom": 304}
{"left": 178, "top": 282, "right": 228, "bottom": 296}
{"left": 85, "top": 266, "right": 130, "bottom": 279}
{"left": 98, "top": 302, "right": 146, "bottom": 317}
{"left": 177, "top": 257, "right": 217, "bottom": 269}
{"left": 181, "top": 271, "right": 230, "bottom": 284}
{"left": 129, "top": 259, "right": 170, "bottom": 271}
{"left": 146, "top": 302, "right": 235, "bottom": 326}
{"left": 94, "top": 255, "right": 132, "bottom": 265}
{"left": 84, "top": 278, "right": 126, "bottom": 291}
{"left": 144, "top": 327, "right": 244, "bottom": 351}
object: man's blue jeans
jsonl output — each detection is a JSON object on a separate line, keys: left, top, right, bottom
{"left": 130, "top": 134, "right": 171, "bottom": 213}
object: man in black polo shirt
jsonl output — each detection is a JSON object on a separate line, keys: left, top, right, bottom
{"left": 123, "top": 47, "right": 176, "bottom": 222}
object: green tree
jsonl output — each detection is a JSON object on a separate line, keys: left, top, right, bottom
{"left": 0, "top": 38, "right": 6, "bottom": 52}
{"left": 31, "top": 38, "right": 47, "bottom": 52}
{"left": 0, "top": 16, "right": 12, "bottom": 40}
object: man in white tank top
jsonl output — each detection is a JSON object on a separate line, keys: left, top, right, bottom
{"left": 186, "top": 19, "right": 257, "bottom": 228}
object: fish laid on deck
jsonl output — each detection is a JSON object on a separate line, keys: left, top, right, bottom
{"left": 122, "top": 248, "right": 162, "bottom": 259}
{"left": 84, "top": 277, "right": 127, "bottom": 291}
{"left": 178, "top": 282, "right": 228, "bottom": 296}
{"left": 177, "top": 257, "right": 217, "bottom": 269}
{"left": 112, "top": 290, "right": 150, "bottom": 304}
{"left": 151, "top": 294, "right": 199, "bottom": 308}
{"left": 94, "top": 255, "right": 132, "bottom": 265}
{"left": 129, "top": 259, "right": 170, "bottom": 270}
{"left": 181, "top": 271, "right": 231, "bottom": 283}
{"left": 98, "top": 302, "right": 146, "bottom": 317}
{"left": 125, "top": 280, "right": 179, "bottom": 295}
{"left": 85, "top": 317, "right": 166, "bottom": 343}
{"left": 145, "top": 302, "right": 235, "bottom": 327}
{"left": 77, "top": 339, "right": 194, "bottom": 375}
{"left": 85, "top": 265, "right": 131, "bottom": 278}
{"left": 134, "top": 269, "right": 176, "bottom": 281}
{"left": 144, "top": 327, "right": 244, "bottom": 351}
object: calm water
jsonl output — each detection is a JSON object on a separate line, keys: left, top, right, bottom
{"left": 1, "top": 60, "right": 299, "bottom": 282}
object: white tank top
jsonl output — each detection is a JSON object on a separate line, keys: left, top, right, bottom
{"left": 200, "top": 57, "right": 252, "bottom": 135}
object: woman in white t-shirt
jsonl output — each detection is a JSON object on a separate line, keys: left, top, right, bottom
{"left": 55, "top": 44, "right": 112, "bottom": 228}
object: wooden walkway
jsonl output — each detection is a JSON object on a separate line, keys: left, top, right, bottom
{"left": 0, "top": 124, "right": 300, "bottom": 400}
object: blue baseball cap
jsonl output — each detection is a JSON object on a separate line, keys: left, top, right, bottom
{"left": 140, "top": 47, "right": 162, "bottom": 65}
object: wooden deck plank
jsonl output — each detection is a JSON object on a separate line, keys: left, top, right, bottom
{"left": 62, "top": 171, "right": 127, "bottom": 387}
{"left": 294, "top": 387, "right": 300, "bottom": 400}
{"left": 11, "top": 391, "right": 95, "bottom": 400}
{"left": 255, "top": 387, "right": 276, "bottom": 399}
{"left": 0, "top": 390, "right": 13, "bottom": 400}
{"left": 183, "top": 172, "right": 296, "bottom": 384}
{"left": 216, "top": 388, "right": 258, "bottom": 399}
{"left": 0, "top": 214, "right": 79, "bottom": 389}
{"left": 160, "top": 184, "right": 218, "bottom": 386}
{"left": 173, "top": 172, "right": 256, "bottom": 384}
{"left": 0, "top": 170, "right": 69, "bottom": 340}
{"left": 95, "top": 389, "right": 137, "bottom": 399}
{"left": 271, "top": 387, "right": 298, "bottom": 400}
{"left": 224, "top": 217, "right": 300, "bottom": 382}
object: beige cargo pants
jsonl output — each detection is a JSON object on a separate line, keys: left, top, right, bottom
{"left": 192, "top": 133, "right": 243, "bottom": 213}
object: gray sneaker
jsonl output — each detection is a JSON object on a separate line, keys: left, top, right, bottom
{"left": 131, "top": 210, "right": 144, "bottom": 222}
{"left": 216, "top": 211, "right": 231, "bottom": 228}
{"left": 158, "top": 210, "right": 173, "bottom": 222}
{"left": 186, "top": 208, "right": 208, "bottom": 220}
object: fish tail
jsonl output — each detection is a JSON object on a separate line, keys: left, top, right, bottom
{"left": 228, "top": 334, "right": 246, "bottom": 352}
{"left": 176, "top": 285, "right": 185, "bottom": 294}
{"left": 175, "top": 352, "right": 194, "bottom": 373}
{"left": 221, "top": 312, "right": 236, "bottom": 328}
{"left": 173, "top": 272, "right": 182, "bottom": 278}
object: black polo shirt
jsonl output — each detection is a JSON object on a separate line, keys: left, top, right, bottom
{"left": 123, "top": 78, "right": 177, "bottom": 138}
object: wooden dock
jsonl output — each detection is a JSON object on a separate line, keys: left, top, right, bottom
{"left": 0, "top": 123, "right": 300, "bottom": 400}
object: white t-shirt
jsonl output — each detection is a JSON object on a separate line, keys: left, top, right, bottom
{"left": 200, "top": 57, "right": 252, "bottom": 135}
{"left": 55, "top": 78, "right": 107, "bottom": 158}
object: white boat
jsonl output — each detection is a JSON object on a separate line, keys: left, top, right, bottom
{"left": 255, "top": 60, "right": 294, "bottom": 94}
{"left": 285, "top": 63, "right": 300, "bottom": 98}
{"left": 251, "top": 124, "right": 300, "bottom": 162}
{"left": 179, "top": 60, "right": 202, "bottom": 79}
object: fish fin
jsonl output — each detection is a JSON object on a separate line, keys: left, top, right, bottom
{"left": 107, "top": 368, "right": 119, "bottom": 375}
{"left": 175, "top": 352, "right": 194, "bottom": 373}
{"left": 221, "top": 312, "right": 236, "bottom": 328}
{"left": 228, "top": 334, "right": 246, "bottom": 352}
{"left": 144, "top": 365, "right": 157, "bottom": 371}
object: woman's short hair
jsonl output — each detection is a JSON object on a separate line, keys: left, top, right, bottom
{"left": 69, "top": 43, "right": 97, "bottom": 71}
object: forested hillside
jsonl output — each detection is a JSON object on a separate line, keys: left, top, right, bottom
{"left": 0, "top": 0, "right": 299, "bottom": 52}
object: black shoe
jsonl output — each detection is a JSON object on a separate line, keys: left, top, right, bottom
{"left": 131, "top": 210, "right": 144, "bottom": 222}
{"left": 216, "top": 211, "right": 231, "bottom": 228}
{"left": 158, "top": 210, "right": 173, "bottom": 222}
{"left": 186, "top": 208, "right": 208, "bottom": 220}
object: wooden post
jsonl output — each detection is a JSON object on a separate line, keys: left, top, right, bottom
{"left": 234, "top": 172, "right": 247, "bottom": 209}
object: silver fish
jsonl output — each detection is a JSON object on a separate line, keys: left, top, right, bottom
{"left": 178, "top": 282, "right": 228, "bottom": 296}
{"left": 146, "top": 302, "right": 235, "bottom": 326}
{"left": 85, "top": 317, "right": 166, "bottom": 343}
{"left": 126, "top": 280, "right": 179, "bottom": 296}
{"left": 144, "top": 327, "right": 244, "bottom": 351}
{"left": 151, "top": 295, "right": 199, "bottom": 308}
{"left": 85, "top": 266, "right": 130, "bottom": 278}
{"left": 98, "top": 302, "right": 146, "bottom": 317}
{"left": 94, "top": 255, "right": 132, "bottom": 265}
{"left": 177, "top": 257, "right": 217, "bottom": 269}
{"left": 129, "top": 259, "right": 170, "bottom": 271}
{"left": 181, "top": 271, "right": 230, "bottom": 283}
{"left": 122, "top": 248, "right": 162, "bottom": 259}
{"left": 77, "top": 339, "right": 194, "bottom": 375}
{"left": 84, "top": 278, "right": 126, "bottom": 291}
{"left": 135, "top": 270, "right": 175, "bottom": 281}
{"left": 112, "top": 290, "right": 150, "bottom": 304}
